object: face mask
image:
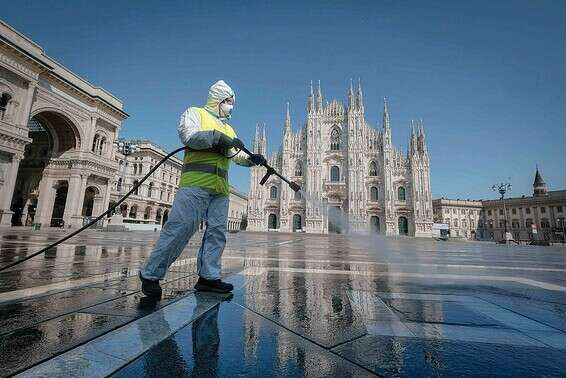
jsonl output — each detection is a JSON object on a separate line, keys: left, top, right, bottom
{"left": 219, "top": 102, "right": 233, "bottom": 119}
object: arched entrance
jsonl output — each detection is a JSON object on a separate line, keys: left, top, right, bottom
{"left": 82, "top": 187, "right": 98, "bottom": 216}
{"left": 268, "top": 213, "right": 277, "bottom": 230}
{"left": 155, "top": 208, "right": 162, "bottom": 224}
{"left": 370, "top": 216, "right": 380, "bottom": 233}
{"left": 144, "top": 206, "right": 152, "bottom": 220}
{"left": 398, "top": 216, "right": 409, "bottom": 235}
{"left": 163, "top": 209, "right": 169, "bottom": 225}
{"left": 107, "top": 201, "right": 117, "bottom": 218}
{"left": 129, "top": 205, "right": 138, "bottom": 219}
{"left": 120, "top": 203, "right": 128, "bottom": 217}
{"left": 328, "top": 206, "right": 343, "bottom": 234}
{"left": 293, "top": 214, "right": 302, "bottom": 232}
{"left": 10, "top": 112, "right": 79, "bottom": 226}
{"left": 50, "top": 182, "right": 68, "bottom": 227}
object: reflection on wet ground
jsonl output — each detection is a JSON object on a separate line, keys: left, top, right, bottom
{"left": 2, "top": 228, "right": 566, "bottom": 376}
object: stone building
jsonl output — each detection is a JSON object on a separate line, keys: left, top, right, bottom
{"left": 480, "top": 169, "right": 566, "bottom": 242}
{"left": 247, "top": 80, "right": 433, "bottom": 236}
{"left": 432, "top": 199, "right": 482, "bottom": 239}
{"left": 227, "top": 187, "right": 248, "bottom": 231}
{"left": 109, "top": 140, "right": 182, "bottom": 226}
{"left": 433, "top": 168, "right": 566, "bottom": 242}
{"left": 0, "top": 20, "right": 127, "bottom": 228}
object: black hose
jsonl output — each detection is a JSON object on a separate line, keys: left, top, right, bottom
{"left": 0, "top": 144, "right": 299, "bottom": 273}
{"left": 0, "top": 146, "right": 189, "bottom": 273}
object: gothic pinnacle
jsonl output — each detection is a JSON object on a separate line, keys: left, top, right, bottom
{"left": 284, "top": 102, "right": 291, "bottom": 134}
{"left": 357, "top": 77, "right": 363, "bottom": 110}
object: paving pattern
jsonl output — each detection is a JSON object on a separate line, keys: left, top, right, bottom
{"left": 1, "top": 228, "right": 566, "bottom": 377}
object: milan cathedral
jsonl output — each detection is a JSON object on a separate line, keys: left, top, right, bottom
{"left": 247, "top": 80, "right": 433, "bottom": 236}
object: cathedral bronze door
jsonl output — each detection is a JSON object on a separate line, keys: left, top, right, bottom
{"left": 328, "top": 206, "right": 343, "bottom": 234}
{"left": 293, "top": 214, "right": 302, "bottom": 232}
{"left": 398, "top": 216, "right": 408, "bottom": 235}
{"left": 268, "top": 213, "right": 278, "bottom": 230}
{"left": 370, "top": 216, "right": 380, "bottom": 233}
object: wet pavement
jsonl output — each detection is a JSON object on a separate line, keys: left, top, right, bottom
{"left": 1, "top": 228, "right": 566, "bottom": 376}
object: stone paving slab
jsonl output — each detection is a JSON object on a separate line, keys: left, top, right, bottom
{"left": 2, "top": 230, "right": 566, "bottom": 376}
{"left": 113, "top": 301, "right": 375, "bottom": 377}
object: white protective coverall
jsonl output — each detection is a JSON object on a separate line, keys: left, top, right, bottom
{"left": 141, "top": 80, "right": 250, "bottom": 281}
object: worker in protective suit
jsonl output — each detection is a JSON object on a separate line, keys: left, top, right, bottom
{"left": 139, "top": 80, "right": 266, "bottom": 297}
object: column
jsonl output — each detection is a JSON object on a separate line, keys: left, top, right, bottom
{"left": 34, "top": 176, "right": 57, "bottom": 227}
{"left": 63, "top": 174, "right": 83, "bottom": 227}
{"left": 70, "top": 175, "right": 89, "bottom": 227}
{"left": 98, "top": 181, "right": 112, "bottom": 225}
{"left": 92, "top": 195, "right": 104, "bottom": 217}
{"left": 17, "top": 81, "right": 36, "bottom": 126}
{"left": 0, "top": 154, "right": 22, "bottom": 225}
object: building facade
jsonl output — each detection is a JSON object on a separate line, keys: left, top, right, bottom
{"left": 109, "top": 140, "right": 182, "bottom": 225}
{"left": 433, "top": 169, "right": 566, "bottom": 242}
{"left": 480, "top": 169, "right": 566, "bottom": 242}
{"left": 0, "top": 21, "right": 127, "bottom": 228}
{"left": 432, "top": 199, "right": 482, "bottom": 239}
{"left": 247, "top": 80, "right": 433, "bottom": 236}
{"left": 228, "top": 187, "right": 248, "bottom": 231}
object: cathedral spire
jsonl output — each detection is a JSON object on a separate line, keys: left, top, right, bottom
{"left": 348, "top": 78, "right": 354, "bottom": 109}
{"left": 316, "top": 80, "right": 323, "bottom": 112}
{"left": 383, "top": 97, "right": 390, "bottom": 131}
{"left": 382, "top": 97, "right": 392, "bottom": 148}
{"left": 308, "top": 80, "right": 314, "bottom": 113}
{"left": 284, "top": 102, "right": 291, "bottom": 135}
{"left": 533, "top": 166, "right": 548, "bottom": 197}
{"left": 356, "top": 77, "right": 364, "bottom": 110}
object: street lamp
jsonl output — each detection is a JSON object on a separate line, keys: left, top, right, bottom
{"left": 113, "top": 140, "right": 141, "bottom": 208}
{"left": 114, "top": 140, "right": 140, "bottom": 156}
{"left": 492, "top": 182, "right": 512, "bottom": 244}
{"left": 558, "top": 217, "right": 566, "bottom": 245}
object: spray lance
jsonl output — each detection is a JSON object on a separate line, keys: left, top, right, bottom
{"left": 239, "top": 145, "right": 301, "bottom": 192}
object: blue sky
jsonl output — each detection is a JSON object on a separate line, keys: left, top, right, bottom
{"left": 3, "top": 0, "right": 565, "bottom": 198}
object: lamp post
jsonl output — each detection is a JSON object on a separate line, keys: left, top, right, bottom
{"left": 558, "top": 217, "right": 566, "bottom": 245}
{"left": 113, "top": 140, "right": 140, "bottom": 215}
{"left": 492, "top": 182, "right": 512, "bottom": 244}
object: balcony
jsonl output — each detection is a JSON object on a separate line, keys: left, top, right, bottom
{"left": 323, "top": 180, "right": 347, "bottom": 196}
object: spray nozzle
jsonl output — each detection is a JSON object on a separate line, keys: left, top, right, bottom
{"left": 289, "top": 181, "right": 301, "bottom": 192}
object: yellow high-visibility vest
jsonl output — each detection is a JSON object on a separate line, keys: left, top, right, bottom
{"left": 179, "top": 107, "right": 236, "bottom": 195}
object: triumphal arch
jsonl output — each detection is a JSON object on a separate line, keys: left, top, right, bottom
{"left": 0, "top": 21, "right": 128, "bottom": 228}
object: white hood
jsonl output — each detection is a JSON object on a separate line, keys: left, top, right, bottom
{"left": 204, "top": 80, "right": 235, "bottom": 117}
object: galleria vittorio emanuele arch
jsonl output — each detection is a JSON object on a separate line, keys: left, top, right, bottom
{"left": 0, "top": 20, "right": 128, "bottom": 228}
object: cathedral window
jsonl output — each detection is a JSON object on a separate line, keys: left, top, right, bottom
{"left": 295, "top": 162, "right": 303, "bottom": 176}
{"left": 330, "top": 128, "right": 341, "bottom": 150}
{"left": 369, "top": 161, "right": 377, "bottom": 176}
{"left": 370, "top": 186, "right": 378, "bottom": 201}
{"left": 270, "top": 186, "right": 278, "bottom": 199}
{"left": 330, "top": 166, "right": 340, "bottom": 182}
{"left": 397, "top": 186, "right": 406, "bottom": 201}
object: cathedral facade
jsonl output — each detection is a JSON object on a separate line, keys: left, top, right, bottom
{"left": 247, "top": 80, "right": 433, "bottom": 237}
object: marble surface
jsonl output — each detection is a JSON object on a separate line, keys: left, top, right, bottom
{"left": 2, "top": 229, "right": 566, "bottom": 376}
